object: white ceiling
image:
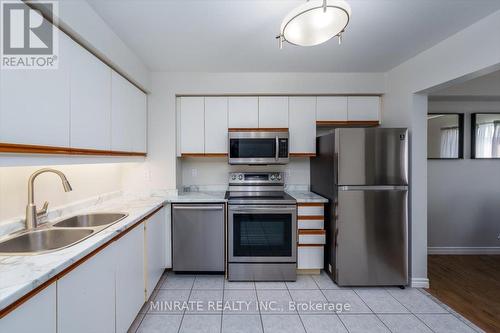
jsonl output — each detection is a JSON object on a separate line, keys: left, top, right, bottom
{"left": 431, "top": 69, "right": 500, "bottom": 97}
{"left": 87, "top": 0, "right": 500, "bottom": 72}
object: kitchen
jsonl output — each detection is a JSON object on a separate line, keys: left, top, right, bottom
{"left": 1, "top": 1, "right": 500, "bottom": 332}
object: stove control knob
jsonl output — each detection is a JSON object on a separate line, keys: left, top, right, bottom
{"left": 231, "top": 175, "right": 236, "bottom": 180}
{"left": 270, "top": 174, "right": 276, "bottom": 180}
{"left": 238, "top": 174, "right": 243, "bottom": 180}
{"left": 277, "top": 174, "right": 282, "bottom": 180}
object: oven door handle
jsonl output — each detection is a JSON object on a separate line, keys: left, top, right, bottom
{"left": 229, "top": 206, "right": 296, "bottom": 212}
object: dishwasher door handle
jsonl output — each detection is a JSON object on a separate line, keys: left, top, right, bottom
{"left": 173, "top": 205, "right": 224, "bottom": 210}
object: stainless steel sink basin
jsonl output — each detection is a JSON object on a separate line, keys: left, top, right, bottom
{"left": 0, "top": 228, "right": 94, "bottom": 255}
{"left": 53, "top": 213, "right": 128, "bottom": 228}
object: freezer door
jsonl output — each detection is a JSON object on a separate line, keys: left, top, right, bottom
{"left": 336, "top": 187, "right": 408, "bottom": 286}
{"left": 336, "top": 128, "right": 408, "bottom": 185}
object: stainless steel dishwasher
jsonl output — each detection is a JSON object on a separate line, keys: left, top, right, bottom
{"left": 172, "top": 204, "right": 225, "bottom": 272}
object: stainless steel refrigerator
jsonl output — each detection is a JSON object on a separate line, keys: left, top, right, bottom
{"left": 310, "top": 128, "right": 408, "bottom": 286}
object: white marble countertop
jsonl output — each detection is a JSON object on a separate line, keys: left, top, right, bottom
{"left": 0, "top": 194, "right": 168, "bottom": 311}
{"left": 286, "top": 190, "right": 328, "bottom": 203}
{"left": 163, "top": 191, "right": 227, "bottom": 203}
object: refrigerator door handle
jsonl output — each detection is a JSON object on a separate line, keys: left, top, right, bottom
{"left": 338, "top": 185, "right": 408, "bottom": 191}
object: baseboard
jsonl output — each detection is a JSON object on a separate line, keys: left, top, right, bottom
{"left": 428, "top": 247, "right": 500, "bottom": 255}
{"left": 411, "top": 278, "right": 430, "bottom": 288}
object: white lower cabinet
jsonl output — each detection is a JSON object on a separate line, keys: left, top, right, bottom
{"left": 298, "top": 246, "right": 324, "bottom": 269}
{"left": 145, "top": 207, "right": 166, "bottom": 299}
{"left": 57, "top": 244, "right": 116, "bottom": 333}
{"left": 116, "top": 224, "right": 146, "bottom": 333}
{"left": 0, "top": 283, "right": 56, "bottom": 333}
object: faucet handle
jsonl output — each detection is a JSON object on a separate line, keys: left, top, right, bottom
{"left": 37, "top": 201, "right": 49, "bottom": 217}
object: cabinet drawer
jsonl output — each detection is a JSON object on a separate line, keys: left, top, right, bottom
{"left": 297, "top": 205, "right": 324, "bottom": 216}
{"left": 298, "top": 219, "right": 324, "bottom": 230}
{"left": 298, "top": 246, "right": 324, "bottom": 269}
{"left": 298, "top": 230, "right": 326, "bottom": 245}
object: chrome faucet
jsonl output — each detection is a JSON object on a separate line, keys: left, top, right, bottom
{"left": 26, "top": 168, "right": 73, "bottom": 230}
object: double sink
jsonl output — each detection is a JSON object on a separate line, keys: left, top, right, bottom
{"left": 0, "top": 213, "right": 128, "bottom": 255}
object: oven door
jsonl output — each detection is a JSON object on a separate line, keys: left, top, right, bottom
{"left": 228, "top": 131, "right": 289, "bottom": 165}
{"left": 228, "top": 205, "right": 297, "bottom": 263}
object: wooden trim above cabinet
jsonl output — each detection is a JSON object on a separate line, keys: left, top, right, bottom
{"left": 299, "top": 229, "right": 326, "bottom": 235}
{"left": 0, "top": 143, "right": 146, "bottom": 157}
{"left": 181, "top": 153, "right": 228, "bottom": 158}
{"left": 316, "top": 121, "right": 380, "bottom": 127}
{"left": 297, "top": 215, "right": 324, "bottom": 220}
{"left": 0, "top": 205, "right": 163, "bottom": 319}
{"left": 228, "top": 128, "right": 288, "bottom": 132}
{"left": 297, "top": 203, "right": 324, "bottom": 207}
{"left": 289, "top": 153, "right": 316, "bottom": 157}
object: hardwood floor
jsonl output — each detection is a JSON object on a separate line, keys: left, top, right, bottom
{"left": 426, "top": 255, "right": 500, "bottom": 333}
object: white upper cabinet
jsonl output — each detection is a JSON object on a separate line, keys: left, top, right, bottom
{"left": 289, "top": 97, "right": 316, "bottom": 155}
{"left": 205, "top": 97, "right": 228, "bottom": 154}
{"left": 258, "top": 96, "right": 288, "bottom": 128}
{"left": 180, "top": 97, "right": 205, "bottom": 154}
{"left": 0, "top": 27, "right": 71, "bottom": 147}
{"left": 69, "top": 42, "right": 112, "bottom": 150}
{"left": 347, "top": 96, "right": 380, "bottom": 122}
{"left": 316, "top": 96, "right": 348, "bottom": 122}
{"left": 111, "top": 72, "right": 147, "bottom": 152}
{"left": 228, "top": 97, "right": 258, "bottom": 128}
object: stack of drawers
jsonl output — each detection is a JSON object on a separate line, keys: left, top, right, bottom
{"left": 297, "top": 203, "right": 326, "bottom": 272}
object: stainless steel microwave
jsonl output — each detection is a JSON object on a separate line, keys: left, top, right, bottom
{"left": 228, "top": 131, "right": 289, "bottom": 165}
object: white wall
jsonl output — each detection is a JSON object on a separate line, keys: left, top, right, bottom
{"left": 0, "top": 163, "right": 123, "bottom": 223}
{"left": 145, "top": 72, "right": 386, "bottom": 191}
{"left": 428, "top": 100, "right": 500, "bottom": 252}
{"left": 383, "top": 9, "right": 500, "bottom": 287}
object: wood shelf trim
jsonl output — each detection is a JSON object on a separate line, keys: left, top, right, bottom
{"left": 228, "top": 128, "right": 288, "bottom": 132}
{"left": 316, "top": 120, "right": 380, "bottom": 127}
{"left": 297, "top": 203, "right": 324, "bottom": 207}
{"left": 299, "top": 229, "right": 326, "bottom": 235}
{"left": 289, "top": 153, "right": 316, "bottom": 157}
{"left": 0, "top": 143, "right": 146, "bottom": 157}
{"left": 297, "top": 215, "right": 324, "bottom": 220}
{"left": 0, "top": 205, "right": 164, "bottom": 319}
{"left": 181, "top": 153, "right": 228, "bottom": 158}
{"left": 297, "top": 244, "right": 325, "bottom": 247}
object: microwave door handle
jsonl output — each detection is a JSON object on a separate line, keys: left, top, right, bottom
{"left": 275, "top": 136, "right": 279, "bottom": 161}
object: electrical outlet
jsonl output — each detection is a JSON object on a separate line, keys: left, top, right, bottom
{"left": 191, "top": 168, "right": 198, "bottom": 177}
{"left": 497, "top": 233, "right": 500, "bottom": 241}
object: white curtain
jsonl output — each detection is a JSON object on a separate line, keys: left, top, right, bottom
{"left": 492, "top": 121, "right": 500, "bottom": 158}
{"left": 475, "top": 123, "right": 495, "bottom": 158}
{"left": 440, "top": 127, "right": 459, "bottom": 158}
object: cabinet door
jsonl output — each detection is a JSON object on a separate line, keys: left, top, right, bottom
{"left": 111, "top": 72, "right": 134, "bottom": 151}
{"left": 57, "top": 244, "right": 115, "bottom": 333}
{"left": 145, "top": 208, "right": 166, "bottom": 299}
{"left": 131, "top": 89, "right": 147, "bottom": 153}
{"left": 228, "top": 97, "right": 258, "bottom": 128}
{"left": 205, "top": 97, "right": 228, "bottom": 154}
{"left": 70, "top": 42, "right": 112, "bottom": 150}
{"left": 0, "top": 27, "right": 71, "bottom": 147}
{"left": 347, "top": 96, "right": 380, "bottom": 122}
{"left": 316, "top": 96, "right": 347, "bottom": 122}
{"left": 0, "top": 283, "right": 56, "bottom": 333}
{"left": 258, "top": 96, "right": 288, "bottom": 128}
{"left": 180, "top": 97, "right": 205, "bottom": 154}
{"left": 116, "top": 224, "right": 145, "bottom": 333}
{"left": 289, "top": 97, "right": 316, "bottom": 155}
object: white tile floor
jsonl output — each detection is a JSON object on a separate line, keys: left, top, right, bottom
{"left": 128, "top": 271, "right": 483, "bottom": 333}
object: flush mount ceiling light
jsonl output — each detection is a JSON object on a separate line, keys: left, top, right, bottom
{"left": 277, "top": 0, "right": 351, "bottom": 48}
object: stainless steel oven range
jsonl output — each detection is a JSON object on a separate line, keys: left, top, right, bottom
{"left": 226, "top": 172, "right": 297, "bottom": 281}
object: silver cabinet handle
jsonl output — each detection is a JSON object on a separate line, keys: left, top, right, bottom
{"left": 275, "top": 136, "right": 279, "bottom": 161}
{"left": 173, "top": 205, "right": 224, "bottom": 210}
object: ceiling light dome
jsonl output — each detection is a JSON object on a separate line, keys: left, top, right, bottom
{"left": 278, "top": 0, "right": 351, "bottom": 47}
